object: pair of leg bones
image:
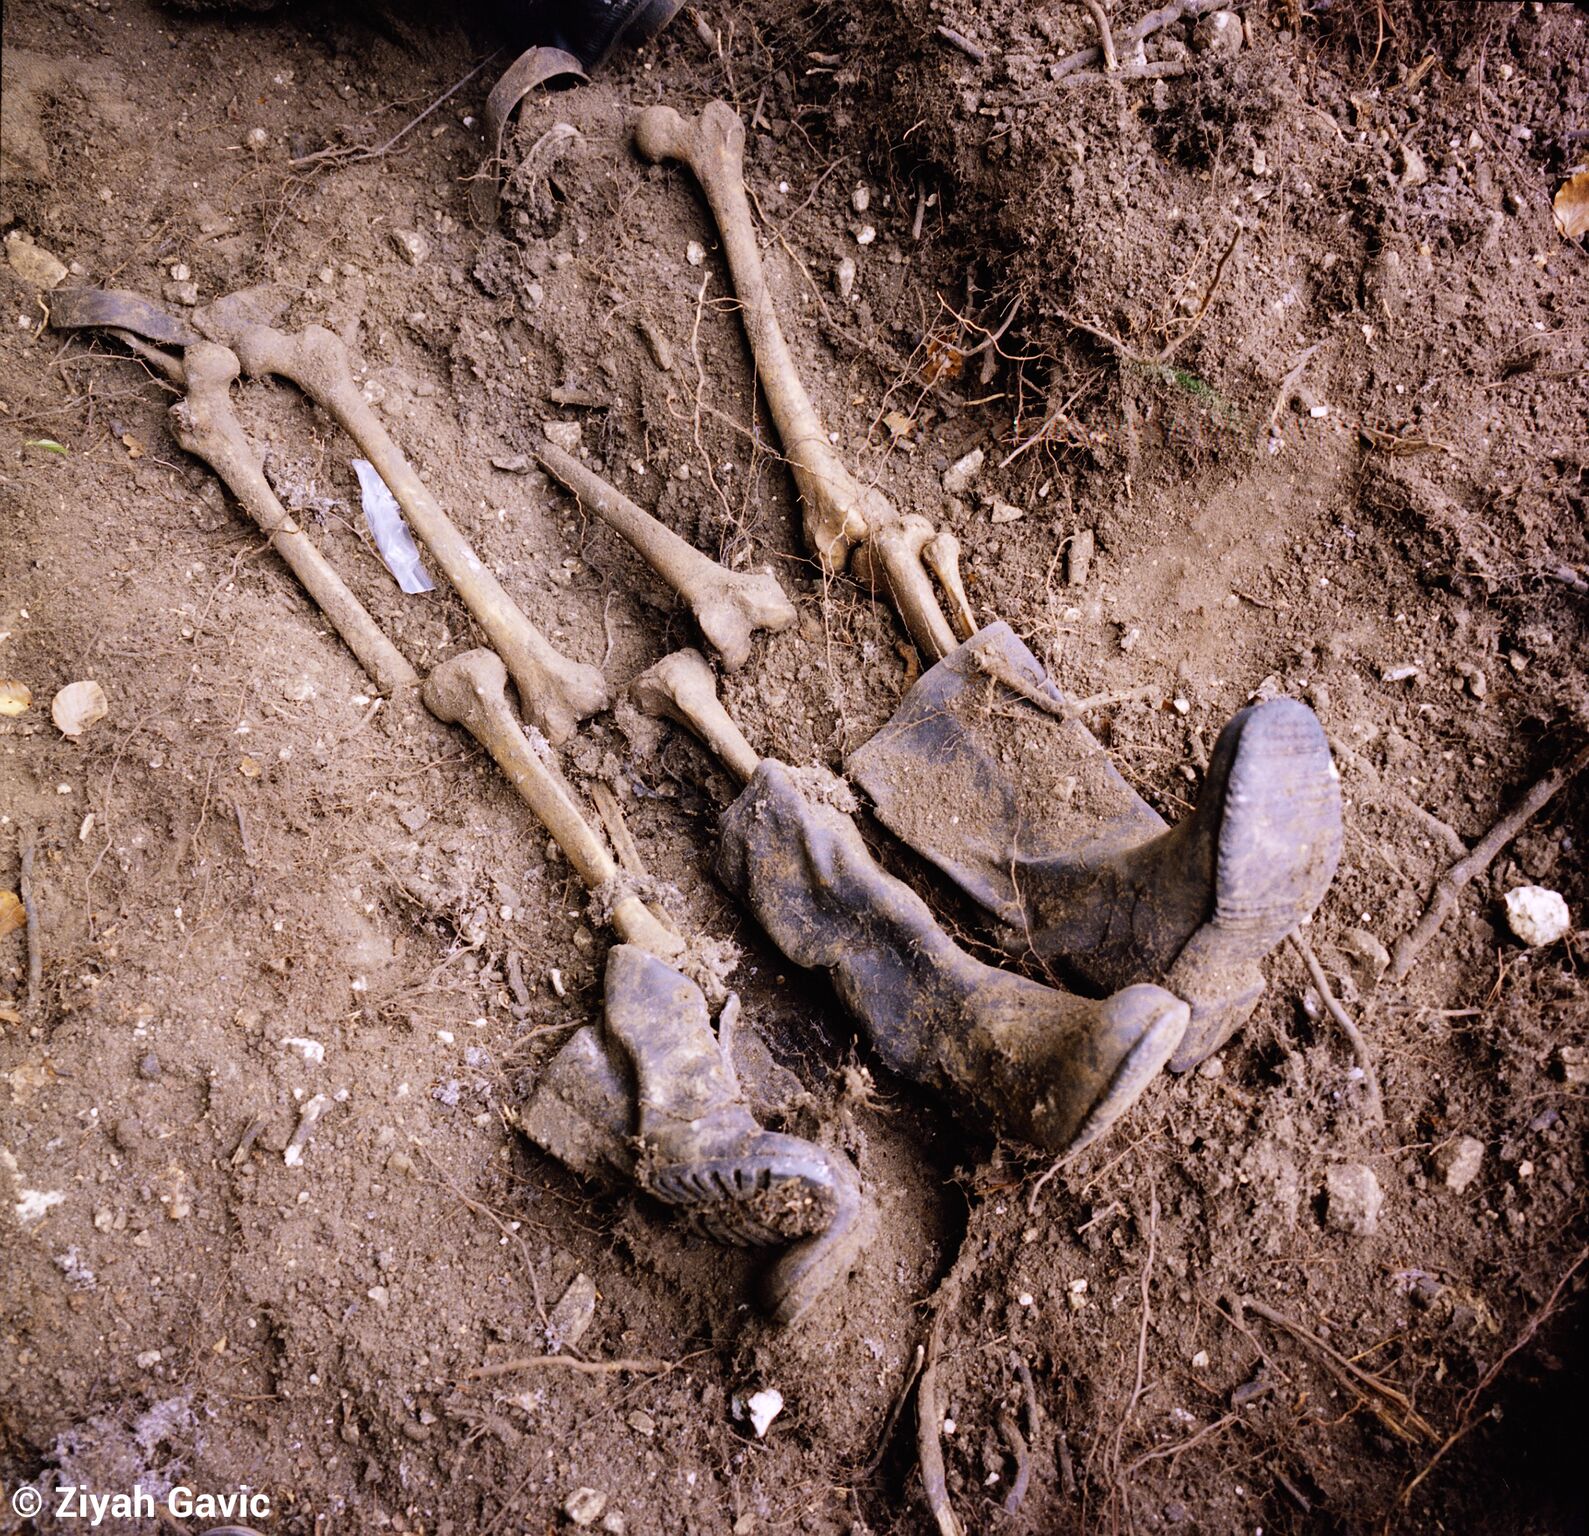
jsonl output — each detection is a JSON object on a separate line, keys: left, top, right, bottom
{"left": 634, "top": 101, "right": 976, "bottom": 662}
{"left": 57, "top": 304, "right": 863, "bottom": 1325}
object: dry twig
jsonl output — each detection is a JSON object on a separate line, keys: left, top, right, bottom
{"left": 19, "top": 827, "right": 41, "bottom": 1014}
{"left": 1387, "top": 742, "right": 1589, "bottom": 982}
{"left": 1242, "top": 1297, "right": 1435, "bottom": 1443}
{"left": 1288, "top": 933, "right": 1384, "bottom": 1127}
{"left": 465, "top": 1354, "right": 675, "bottom": 1381}
{"left": 1079, "top": 0, "right": 1119, "bottom": 71}
{"left": 933, "top": 24, "right": 987, "bottom": 63}
{"left": 918, "top": 1312, "right": 963, "bottom": 1536}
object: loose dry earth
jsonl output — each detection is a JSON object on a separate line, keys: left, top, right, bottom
{"left": 1, "top": 1, "right": 1586, "bottom": 1533}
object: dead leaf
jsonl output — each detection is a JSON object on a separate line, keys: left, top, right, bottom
{"left": 121, "top": 432, "right": 144, "bottom": 459}
{"left": 51, "top": 679, "right": 108, "bottom": 738}
{"left": 239, "top": 755, "right": 261, "bottom": 778}
{"left": 6, "top": 1060, "right": 59, "bottom": 1102}
{"left": 0, "top": 679, "right": 32, "bottom": 716}
{"left": 0, "top": 890, "right": 24, "bottom": 939}
{"left": 1553, "top": 172, "right": 1589, "bottom": 241}
{"left": 883, "top": 410, "right": 916, "bottom": 439}
{"left": 0, "top": 1004, "right": 23, "bottom": 1027}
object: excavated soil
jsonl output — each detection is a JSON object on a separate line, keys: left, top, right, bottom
{"left": 2, "top": 1, "right": 1586, "bottom": 1532}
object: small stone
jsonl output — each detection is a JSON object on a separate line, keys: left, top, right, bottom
{"left": 366, "top": 1285, "right": 390, "bottom": 1308}
{"left": 1338, "top": 928, "right": 1390, "bottom": 987}
{"left": 1196, "top": 1055, "right": 1223, "bottom": 1079}
{"left": 1191, "top": 1350, "right": 1209, "bottom": 1368}
{"left": 1558, "top": 1045, "right": 1589, "bottom": 1085}
{"left": 137, "top": 1053, "right": 161, "bottom": 1081}
{"left": 989, "top": 498, "right": 1024, "bottom": 524}
{"left": 686, "top": 240, "right": 706, "bottom": 266}
{"left": 625, "top": 1409, "right": 655, "bottom": 1437}
{"left": 546, "top": 1272, "right": 597, "bottom": 1353}
{"left": 942, "top": 447, "right": 985, "bottom": 495}
{"left": 544, "top": 420, "right": 582, "bottom": 453}
{"left": 853, "top": 224, "right": 876, "bottom": 246}
{"left": 246, "top": 126, "right": 269, "bottom": 149}
{"left": 136, "top": 1349, "right": 162, "bottom": 1369}
{"left": 163, "top": 281, "right": 200, "bottom": 306}
{"left": 563, "top": 1487, "right": 606, "bottom": 1526}
{"left": 1399, "top": 144, "right": 1429, "bottom": 188}
{"left": 398, "top": 805, "right": 430, "bottom": 833}
{"left": 835, "top": 256, "right": 856, "bottom": 299}
{"left": 1066, "top": 528, "right": 1095, "bottom": 587}
{"left": 1503, "top": 886, "right": 1570, "bottom": 947}
{"left": 851, "top": 184, "right": 871, "bottom": 214}
{"left": 4, "top": 232, "right": 68, "bottom": 290}
{"left": 169, "top": 262, "right": 191, "bottom": 282}
{"left": 1381, "top": 664, "right": 1419, "bottom": 683}
{"left": 1324, "top": 1163, "right": 1383, "bottom": 1236}
{"left": 1466, "top": 668, "right": 1488, "bottom": 700}
{"left": 1431, "top": 1135, "right": 1484, "bottom": 1192}
{"left": 390, "top": 229, "right": 429, "bottom": 266}
{"left": 1192, "top": 10, "right": 1242, "bottom": 56}
{"left": 600, "top": 1515, "right": 626, "bottom": 1535}
{"left": 739, "top": 1387, "right": 783, "bottom": 1438}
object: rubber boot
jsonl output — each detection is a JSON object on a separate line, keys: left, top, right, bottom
{"left": 846, "top": 623, "right": 1343, "bottom": 1070}
{"left": 519, "top": 946, "right": 868, "bottom": 1324}
{"left": 716, "top": 761, "right": 1189, "bottom": 1155}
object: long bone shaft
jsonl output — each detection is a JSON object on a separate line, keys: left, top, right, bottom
{"left": 217, "top": 321, "right": 608, "bottom": 744}
{"left": 536, "top": 439, "right": 796, "bottom": 670}
{"left": 424, "top": 649, "right": 684, "bottom": 963}
{"left": 170, "top": 343, "right": 420, "bottom": 696}
{"left": 633, "top": 102, "right": 977, "bottom": 661}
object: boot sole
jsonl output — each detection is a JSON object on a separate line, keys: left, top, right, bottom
{"left": 1166, "top": 698, "right": 1342, "bottom": 1070}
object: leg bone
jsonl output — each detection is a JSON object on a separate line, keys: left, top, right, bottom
{"left": 424, "top": 648, "right": 683, "bottom": 962}
{"left": 169, "top": 343, "right": 419, "bottom": 696}
{"left": 537, "top": 438, "right": 795, "bottom": 670}
{"left": 631, "top": 649, "right": 760, "bottom": 784}
{"left": 634, "top": 102, "right": 874, "bottom": 573}
{"left": 850, "top": 516, "right": 958, "bottom": 661}
{"left": 924, "top": 528, "right": 977, "bottom": 643}
{"left": 219, "top": 321, "right": 608, "bottom": 744}
{"left": 634, "top": 101, "right": 973, "bottom": 650}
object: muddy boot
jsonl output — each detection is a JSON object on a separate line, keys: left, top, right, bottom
{"left": 519, "top": 946, "right": 868, "bottom": 1325}
{"left": 717, "top": 762, "right": 1188, "bottom": 1155}
{"left": 846, "top": 623, "right": 1343, "bottom": 1070}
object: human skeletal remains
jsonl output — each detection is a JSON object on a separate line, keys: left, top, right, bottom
{"left": 44, "top": 90, "right": 1342, "bottom": 1326}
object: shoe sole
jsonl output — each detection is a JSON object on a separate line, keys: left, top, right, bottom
{"left": 1165, "top": 697, "right": 1342, "bottom": 1070}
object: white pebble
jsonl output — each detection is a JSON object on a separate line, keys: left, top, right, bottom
{"left": 1504, "top": 885, "right": 1570, "bottom": 947}
{"left": 851, "top": 184, "right": 871, "bottom": 213}
{"left": 746, "top": 1388, "right": 783, "bottom": 1438}
{"left": 853, "top": 224, "right": 876, "bottom": 246}
{"left": 686, "top": 240, "right": 706, "bottom": 266}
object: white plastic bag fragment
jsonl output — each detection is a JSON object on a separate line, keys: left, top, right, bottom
{"left": 352, "top": 458, "right": 435, "bottom": 595}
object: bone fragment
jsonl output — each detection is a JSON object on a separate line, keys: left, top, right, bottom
{"left": 537, "top": 439, "right": 795, "bottom": 670}
{"left": 424, "top": 649, "right": 683, "bottom": 962}
{"left": 168, "top": 343, "right": 419, "bottom": 696}
{"left": 633, "top": 103, "right": 878, "bottom": 575}
{"left": 633, "top": 101, "right": 975, "bottom": 660}
{"left": 220, "top": 322, "right": 607, "bottom": 743}
{"left": 631, "top": 649, "right": 760, "bottom": 784}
